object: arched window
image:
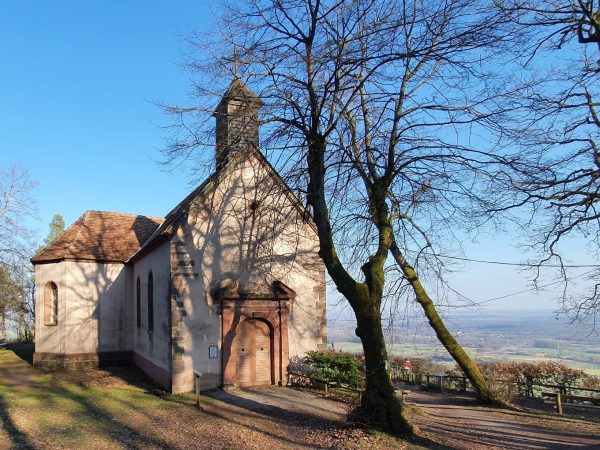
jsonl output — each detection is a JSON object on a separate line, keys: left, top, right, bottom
{"left": 147, "top": 272, "right": 154, "bottom": 332}
{"left": 44, "top": 281, "right": 58, "bottom": 325}
{"left": 136, "top": 276, "right": 141, "bottom": 329}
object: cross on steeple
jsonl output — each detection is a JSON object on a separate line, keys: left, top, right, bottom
{"left": 222, "top": 45, "right": 251, "bottom": 77}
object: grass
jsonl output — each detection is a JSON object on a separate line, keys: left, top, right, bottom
{"left": 0, "top": 345, "right": 202, "bottom": 449}
{"left": 0, "top": 344, "right": 427, "bottom": 450}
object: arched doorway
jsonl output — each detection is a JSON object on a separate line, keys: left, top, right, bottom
{"left": 235, "top": 319, "right": 273, "bottom": 387}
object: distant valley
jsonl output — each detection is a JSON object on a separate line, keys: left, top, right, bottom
{"left": 328, "top": 309, "right": 600, "bottom": 375}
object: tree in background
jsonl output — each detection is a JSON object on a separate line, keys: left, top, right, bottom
{"left": 164, "top": 0, "right": 521, "bottom": 432}
{"left": 42, "top": 214, "right": 65, "bottom": 248}
{"left": 0, "top": 165, "right": 36, "bottom": 342}
{"left": 0, "top": 264, "right": 23, "bottom": 342}
{"left": 0, "top": 165, "right": 36, "bottom": 266}
{"left": 492, "top": 1, "right": 600, "bottom": 326}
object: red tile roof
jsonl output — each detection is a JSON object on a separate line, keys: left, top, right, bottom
{"left": 32, "top": 211, "right": 164, "bottom": 264}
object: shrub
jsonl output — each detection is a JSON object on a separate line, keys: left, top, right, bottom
{"left": 473, "top": 360, "right": 593, "bottom": 398}
{"left": 305, "top": 350, "right": 363, "bottom": 388}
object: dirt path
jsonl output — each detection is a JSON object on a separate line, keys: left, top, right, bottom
{"left": 0, "top": 359, "right": 37, "bottom": 386}
{"left": 405, "top": 389, "right": 600, "bottom": 449}
{"left": 203, "top": 388, "right": 385, "bottom": 449}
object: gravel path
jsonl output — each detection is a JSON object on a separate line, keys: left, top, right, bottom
{"left": 405, "top": 389, "right": 600, "bottom": 449}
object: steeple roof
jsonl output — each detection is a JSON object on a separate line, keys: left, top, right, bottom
{"left": 216, "top": 77, "right": 263, "bottom": 111}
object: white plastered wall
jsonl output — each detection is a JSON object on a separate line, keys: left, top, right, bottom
{"left": 34, "top": 262, "right": 66, "bottom": 353}
{"left": 35, "top": 260, "right": 131, "bottom": 354}
{"left": 132, "top": 242, "right": 171, "bottom": 378}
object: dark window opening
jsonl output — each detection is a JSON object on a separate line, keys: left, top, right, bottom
{"left": 136, "top": 276, "right": 141, "bottom": 329}
{"left": 148, "top": 271, "right": 154, "bottom": 332}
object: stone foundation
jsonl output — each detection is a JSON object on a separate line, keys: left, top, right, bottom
{"left": 33, "top": 351, "right": 133, "bottom": 370}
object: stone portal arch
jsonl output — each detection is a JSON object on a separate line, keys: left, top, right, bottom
{"left": 219, "top": 281, "right": 294, "bottom": 388}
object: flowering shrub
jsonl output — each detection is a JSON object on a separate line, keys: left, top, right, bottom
{"left": 475, "top": 361, "right": 592, "bottom": 397}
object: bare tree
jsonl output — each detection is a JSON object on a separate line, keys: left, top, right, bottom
{"left": 493, "top": 1, "right": 600, "bottom": 325}
{"left": 0, "top": 165, "right": 36, "bottom": 265}
{"left": 0, "top": 165, "right": 37, "bottom": 342}
{"left": 164, "top": 0, "right": 518, "bottom": 433}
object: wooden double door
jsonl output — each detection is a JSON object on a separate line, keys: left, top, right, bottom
{"left": 235, "top": 319, "right": 273, "bottom": 387}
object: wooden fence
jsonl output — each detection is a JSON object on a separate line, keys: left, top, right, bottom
{"left": 391, "top": 368, "right": 600, "bottom": 394}
{"left": 390, "top": 368, "right": 600, "bottom": 414}
{"left": 286, "top": 368, "right": 600, "bottom": 415}
{"left": 286, "top": 371, "right": 363, "bottom": 398}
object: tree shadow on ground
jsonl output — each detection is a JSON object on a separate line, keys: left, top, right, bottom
{"left": 47, "top": 379, "right": 178, "bottom": 450}
{"left": 62, "top": 364, "right": 161, "bottom": 393}
{"left": 0, "top": 394, "right": 35, "bottom": 449}
{"left": 205, "top": 389, "right": 447, "bottom": 449}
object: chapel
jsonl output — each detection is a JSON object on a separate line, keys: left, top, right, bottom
{"left": 31, "top": 79, "right": 327, "bottom": 392}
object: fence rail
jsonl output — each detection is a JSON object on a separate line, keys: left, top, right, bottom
{"left": 286, "top": 371, "right": 363, "bottom": 397}
{"left": 287, "top": 368, "right": 599, "bottom": 416}
{"left": 390, "top": 368, "right": 600, "bottom": 414}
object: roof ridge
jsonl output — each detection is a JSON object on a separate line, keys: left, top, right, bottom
{"left": 85, "top": 210, "right": 164, "bottom": 220}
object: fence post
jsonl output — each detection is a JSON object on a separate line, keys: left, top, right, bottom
{"left": 426, "top": 374, "right": 430, "bottom": 389}
{"left": 462, "top": 377, "right": 467, "bottom": 393}
{"left": 439, "top": 376, "right": 444, "bottom": 393}
{"left": 194, "top": 371, "right": 203, "bottom": 410}
{"left": 324, "top": 378, "right": 329, "bottom": 397}
{"left": 556, "top": 393, "right": 563, "bottom": 416}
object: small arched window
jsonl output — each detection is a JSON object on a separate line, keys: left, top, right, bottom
{"left": 44, "top": 281, "right": 58, "bottom": 326}
{"left": 147, "top": 272, "right": 154, "bottom": 332}
{"left": 136, "top": 276, "right": 141, "bottom": 329}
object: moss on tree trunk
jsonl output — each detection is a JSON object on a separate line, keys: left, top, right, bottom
{"left": 306, "top": 142, "right": 414, "bottom": 435}
{"left": 350, "top": 303, "right": 413, "bottom": 434}
{"left": 390, "top": 241, "right": 497, "bottom": 405}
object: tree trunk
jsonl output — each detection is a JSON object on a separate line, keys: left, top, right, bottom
{"left": 352, "top": 304, "right": 412, "bottom": 434}
{"left": 390, "top": 241, "right": 497, "bottom": 404}
{"left": 305, "top": 139, "right": 413, "bottom": 434}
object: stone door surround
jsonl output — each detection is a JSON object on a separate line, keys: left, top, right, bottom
{"left": 218, "top": 281, "right": 293, "bottom": 387}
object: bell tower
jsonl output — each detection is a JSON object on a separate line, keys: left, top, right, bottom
{"left": 214, "top": 78, "right": 263, "bottom": 169}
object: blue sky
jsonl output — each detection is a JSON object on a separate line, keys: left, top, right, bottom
{"left": 1, "top": 1, "right": 594, "bottom": 313}
{"left": 0, "top": 1, "right": 214, "bottom": 227}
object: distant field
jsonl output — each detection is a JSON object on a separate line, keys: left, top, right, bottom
{"left": 333, "top": 341, "right": 600, "bottom": 376}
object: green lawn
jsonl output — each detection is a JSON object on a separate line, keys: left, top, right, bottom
{"left": 0, "top": 344, "right": 197, "bottom": 449}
